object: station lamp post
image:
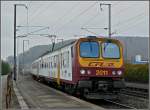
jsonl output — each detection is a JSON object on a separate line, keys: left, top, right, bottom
{"left": 14, "top": 4, "right": 28, "bottom": 81}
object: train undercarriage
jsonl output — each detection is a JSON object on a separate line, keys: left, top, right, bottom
{"left": 76, "top": 78, "right": 125, "bottom": 99}
{"left": 32, "top": 74, "right": 125, "bottom": 100}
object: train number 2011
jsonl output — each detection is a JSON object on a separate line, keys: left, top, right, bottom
{"left": 96, "top": 70, "right": 108, "bottom": 76}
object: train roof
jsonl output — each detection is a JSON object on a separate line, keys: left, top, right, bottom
{"left": 39, "top": 36, "right": 121, "bottom": 58}
{"left": 39, "top": 39, "right": 76, "bottom": 58}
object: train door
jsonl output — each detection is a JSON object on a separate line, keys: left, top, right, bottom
{"left": 57, "top": 55, "right": 60, "bottom": 85}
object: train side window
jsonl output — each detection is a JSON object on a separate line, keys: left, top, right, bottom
{"left": 52, "top": 56, "right": 54, "bottom": 68}
{"left": 55, "top": 55, "right": 58, "bottom": 68}
{"left": 62, "top": 53, "right": 65, "bottom": 67}
{"left": 62, "top": 51, "right": 69, "bottom": 68}
{"left": 67, "top": 51, "right": 69, "bottom": 67}
{"left": 45, "top": 62, "right": 46, "bottom": 68}
{"left": 71, "top": 46, "right": 73, "bottom": 57}
{"left": 54, "top": 56, "right": 56, "bottom": 68}
{"left": 42, "top": 63, "right": 43, "bottom": 68}
{"left": 51, "top": 61, "right": 52, "bottom": 68}
{"left": 60, "top": 53, "right": 62, "bottom": 68}
{"left": 40, "top": 61, "right": 42, "bottom": 68}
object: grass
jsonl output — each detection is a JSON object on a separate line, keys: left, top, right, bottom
{"left": 2, "top": 61, "right": 11, "bottom": 75}
{"left": 124, "top": 63, "right": 149, "bottom": 83}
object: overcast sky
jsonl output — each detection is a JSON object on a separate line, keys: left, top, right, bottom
{"left": 1, "top": 1, "right": 149, "bottom": 60}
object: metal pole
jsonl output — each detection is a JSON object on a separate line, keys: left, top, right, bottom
{"left": 22, "top": 40, "right": 29, "bottom": 76}
{"left": 108, "top": 4, "right": 111, "bottom": 38}
{"left": 23, "top": 40, "right": 25, "bottom": 77}
{"left": 14, "top": 4, "right": 16, "bottom": 81}
{"left": 17, "top": 38, "right": 19, "bottom": 80}
{"left": 14, "top": 4, "right": 28, "bottom": 81}
{"left": 100, "top": 3, "right": 112, "bottom": 38}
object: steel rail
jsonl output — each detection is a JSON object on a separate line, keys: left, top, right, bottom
{"left": 120, "top": 89, "right": 148, "bottom": 99}
{"left": 103, "top": 99, "right": 137, "bottom": 109}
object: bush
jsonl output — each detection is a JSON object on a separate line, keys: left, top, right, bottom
{"left": 2, "top": 61, "right": 11, "bottom": 75}
{"left": 124, "top": 63, "right": 149, "bottom": 83}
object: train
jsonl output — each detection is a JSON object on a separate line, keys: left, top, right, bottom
{"left": 30, "top": 36, "right": 125, "bottom": 99}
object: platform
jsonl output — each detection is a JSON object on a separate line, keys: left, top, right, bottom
{"left": 13, "top": 74, "right": 105, "bottom": 110}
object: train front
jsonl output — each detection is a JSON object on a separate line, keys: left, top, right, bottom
{"left": 76, "top": 36, "right": 125, "bottom": 99}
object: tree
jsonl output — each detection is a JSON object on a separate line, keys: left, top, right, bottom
{"left": 2, "top": 60, "right": 11, "bottom": 75}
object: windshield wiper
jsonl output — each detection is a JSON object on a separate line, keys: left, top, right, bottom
{"left": 88, "top": 39, "right": 93, "bottom": 52}
{"left": 104, "top": 39, "right": 112, "bottom": 52}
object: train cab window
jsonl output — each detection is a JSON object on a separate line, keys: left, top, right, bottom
{"left": 102, "top": 43, "right": 120, "bottom": 58}
{"left": 80, "top": 41, "right": 99, "bottom": 58}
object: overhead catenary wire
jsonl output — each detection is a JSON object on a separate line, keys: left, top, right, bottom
{"left": 80, "top": 2, "right": 146, "bottom": 36}
{"left": 117, "top": 17, "right": 147, "bottom": 33}
{"left": 30, "top": 2, "right": 55, "bottom": 24}
{"left": 51, "top": 2, "right": 81, "bottom": 28}
{"left": 17, "top": 2, "right": 148, "bottom": 39}
{"left": 82, "top": 4, "right": 131, "bottom": 27}
{"left": 17, "top": 26, "right": 50, "bottom": 38}
{"left": 21, "top": 3, "right": 42, "bottom": 24}
{"left": 80, "top": 2, "right": 121, "bottom": 36}
{"left": 112, "top": 12, "right": 145, "bottom": 28}
{"left": 55, "top": 2, "right": 98, "bottom": 33}
{"left": 113, "top": 13, "right": 147, "bottom": 34}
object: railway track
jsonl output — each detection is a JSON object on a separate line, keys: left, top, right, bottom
{"left": 35, "top": 78, "right": 147, "bottom": 109}
{"left": 120, "top": 88, "right": 148, "bottom": 99}
{"left": 103, "top": 99, "right": 137, "bottom": 109}
{"left": 85, "top": 98, "right": 137, "bottom": 109}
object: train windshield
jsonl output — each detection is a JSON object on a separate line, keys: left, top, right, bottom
{"left": 102, "top": 42, "right": 120, "bottom": 58}
{"left": 80, "top": 41, "right": 99, "bottom": 58}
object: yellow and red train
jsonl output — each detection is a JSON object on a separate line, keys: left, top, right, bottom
{"left": 31, "top": 36, "right": 125, "bottom": 99}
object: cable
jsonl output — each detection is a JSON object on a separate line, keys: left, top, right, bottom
{"left": 112, "top": 12, "right": 145, "bottom": 28}
{"left": 117, "top": 18, "right": 147, "bottom": 33}
{"left": 80, "top": 2, "right": 126, "bottom": 29}
{"left": 30, "top": 2, "right": 55, "bottom": 24}
{"left": 28, "top": 4, "right": 43, "bottom": 22}
{"left": 55, "top": 2, "right": 98, "bottom": 33}
{"left": 51, "top": 2, "right": 80, "bottom": 29}
{"left": 112, "top": 14, "right": 146, "bottom": 34}
{"left": 112, "top": 3, "right": 135, "bottom": 16}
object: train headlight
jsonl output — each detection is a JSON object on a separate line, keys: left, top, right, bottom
{"left": 87, "top": 70, "right": 91, "bottom": 75}
{"left": 117, "top": 70, "right": 122, "bottom": 75}
{"left": 112, "top": 71, "right": 116, "bottom": 75}
{"left": 80, "top": 69, "right": 85, "bottom": 75}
